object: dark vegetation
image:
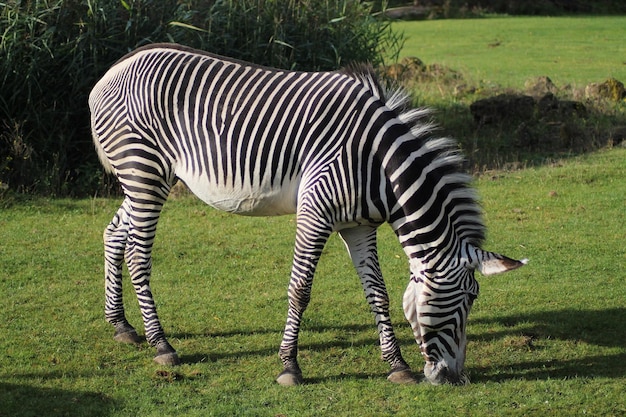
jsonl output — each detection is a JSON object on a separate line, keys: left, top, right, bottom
{"left": 382, "top": 0, "right": 626, "bottom": 18}
{"left": 384, "top": 58, "right": 626, "bottom": 171}
{"left": 0, "top": 0, "right": 401, "bottom": 196}
{"left": 1, "top": 1, "right": 625, "bottom": 197}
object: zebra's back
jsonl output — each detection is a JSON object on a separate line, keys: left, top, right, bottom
{"left": 90, "top": 44, "right": 375, "bottom": 216}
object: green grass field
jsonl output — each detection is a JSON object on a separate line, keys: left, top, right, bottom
{"left": 1, "top": 15, "right": 626, "bottom": 417}
{"left": 1, "top": 147, "right": 625, "bottom": 416}
{"left": 391, "top": 16, "right": 626, "bottom": 172}
{"left": 394, "top": 16, "right": 626, "bottom": 89}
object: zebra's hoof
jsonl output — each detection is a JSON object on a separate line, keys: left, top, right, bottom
{"left": 154, "top": 352, "right": 180, "bottom": 366}
{"left": 276, "top": 370, "right": 303, "bottom": 386}
{"left": 113, "top": 329, "right": 142, "bottom": 345}
{"left": 387, "top": 369, "right": 419, "bottom": 384}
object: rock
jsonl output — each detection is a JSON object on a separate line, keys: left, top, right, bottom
{"left": 585, "top": 78, "right": 626, "bottom": 101}
{"left": 383, "top": 57, "right": 425, "bottom": 82}
{"left": 402, "top": 56, "right": 426, "bottom": 74}
{"left": 382, "top": 6, "right": 432, "bottom": 20}
{"left": 382, "top": 57, "right": 460, "bottom": 84}
{"left": 559, "top": 121, "right": 586, "bottom": 150}
{"left": 424, "top": 63, "right": 461, "bottom": 81}
{"left": 537, "top": 92, "right": 560, "bottom": 113}
{"left": 525, "top": 76, "right": 558, "bottom": 98}
{"left": 384, "top": 63, "right": 404, "bottom": 81}
{"left": 557, "top": 100, "right": 587, "bottom": 118}
{"left": 470, "top": 94, "right": 535, "bottom": 124}
{"left": 453, "top": 83, "right": 476, "bottom": 97}
{"left": 531, "top": 93, "right": 587, "bottom": 120}
{"left": 585, "top": 83, "right": 601, "bottom": 99}
{"left": 610, "top": 126, "right": 626, "bottom": 146}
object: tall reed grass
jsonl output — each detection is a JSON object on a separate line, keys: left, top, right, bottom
{"left": 0, "top": 0, "right": 402, "bottom": 196}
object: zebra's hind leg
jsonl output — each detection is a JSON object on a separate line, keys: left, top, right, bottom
{"left": 123, "top": 195, "right": 180, "bottom": 366}
{"left": 104, "top": 198, "right": 142, "bottom": 345}
{"left": 338, "top": 226, "right": 418, "bottom": 384}
{"left": 277, "top": 212, "right": 333, "bottom": 386}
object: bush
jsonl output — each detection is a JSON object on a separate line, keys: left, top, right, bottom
{"left": 0, "top": 0, "right": 403, "bottom": 196}
{"left": 381, "top": 1, "right": 626, "bottom": 18}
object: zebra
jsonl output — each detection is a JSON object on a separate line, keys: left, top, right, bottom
{"left": 89, "top": 43, "right": 526, "bottom": 386}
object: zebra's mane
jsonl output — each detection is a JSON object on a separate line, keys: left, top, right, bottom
{"left": 341, "top": 64, "right": 486, "bottom": 246}
{"left": 340, "top": 63, "right": 434, "bottom": 134}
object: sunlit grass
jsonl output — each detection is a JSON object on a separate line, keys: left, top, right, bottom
{"left": 388, "top": 17, "right": 626, "bottom": 171}
{"left": 394, "top": 16, "right": 626, "bottom": 89}
{"left": 1, "top": 148, "right": 625, "bottom": 416}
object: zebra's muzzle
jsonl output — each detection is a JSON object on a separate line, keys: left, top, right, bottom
{"left": 423, "top": 360, "right": 469, "bottom": 385}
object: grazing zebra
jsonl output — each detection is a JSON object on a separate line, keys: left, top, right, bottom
{"left": 89, "top": 43, "right": 526, "bottom": 386}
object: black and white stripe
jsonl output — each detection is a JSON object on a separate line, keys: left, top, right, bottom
{"left": 90, "top": 43, "right": 525, "bottom": 385}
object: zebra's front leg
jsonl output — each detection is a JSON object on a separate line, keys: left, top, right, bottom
{"left": 125, "top": 201, "right": 180, "bottom": 366}
{"left": 104, "top": 198, "right": 142, "bottom": 345}
{"left": 276, "top": 274, "right": 309, "bottom": 387}
{"left": 277, "top": 215, "right": 332, "bottom": 386}
{"left": 338, "top": 226, "right": 418, "bottom": 384}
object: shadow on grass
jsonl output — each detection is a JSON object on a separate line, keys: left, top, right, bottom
{"left": 471, "top": 308, "right": 626, "bottom": 348}
{"left": 0, "top": 382, "right": 116, "bottom": 417}
{"left": 468, "top": 307, "right": 626, "bottom": 382}
{"left": 172, "top": 323, "right": 390, "bottom": 364}
{"left": 175, "top": 322, "right": 409, "bottom": 383}
{"left": 151, "top": 308, "right": 626, "bottom": 384}
{"left": 470, "top": 352, "right": 626, "bottom": 383}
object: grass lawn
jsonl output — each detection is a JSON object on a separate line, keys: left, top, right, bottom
{"left": 1, "top": 14, "right": 625, "bottom": 417}
{"left": 1, "top": 147, "right": 625, "bottom": 416}
{"left": 390, "top": 16, "right": 626, "bottom": 172}
{"left": 394, "top": 16, "right": 626, "bottom": 89}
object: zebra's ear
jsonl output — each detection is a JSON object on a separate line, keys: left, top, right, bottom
{"left": 475, "top": 249, "right": 528, "bottom": 276}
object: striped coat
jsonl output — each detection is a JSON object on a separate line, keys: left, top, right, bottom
{"left": 90, "top": 43, "right": 526, "bottom": 385}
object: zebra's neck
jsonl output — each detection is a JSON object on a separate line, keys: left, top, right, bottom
{"left": 379, "top": 126, "right": 485, "bottom": 263}
{"left": 337, "top": 68, "right": 486, "bottom": 261}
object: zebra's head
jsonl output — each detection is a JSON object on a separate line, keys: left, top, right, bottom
{"left": 403, "top": 244, "right": 526, "bottom": 385}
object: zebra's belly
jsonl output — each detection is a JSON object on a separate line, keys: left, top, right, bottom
{"left": 183, "top": 178, "right": 298, "bottom": 216}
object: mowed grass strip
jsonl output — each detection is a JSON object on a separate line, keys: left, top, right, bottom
{"left": 394, "top": 16, "right": 626, "bottom": 89}
{"left": 1, "top": 147, "right": 625, "bottom": 416}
